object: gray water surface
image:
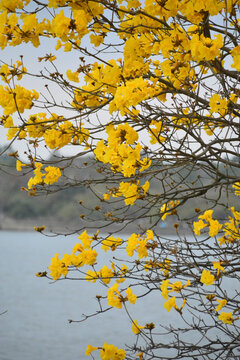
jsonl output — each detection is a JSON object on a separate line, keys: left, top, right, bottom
{"left": 1, "top": 230, "right": 171, "bottom": 360}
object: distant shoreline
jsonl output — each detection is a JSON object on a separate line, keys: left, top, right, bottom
{"left": 0, "top": 215, "right": 186, "bottom": 237}
{"left": 0, "top": 215, "right": 66, "bottom": 233}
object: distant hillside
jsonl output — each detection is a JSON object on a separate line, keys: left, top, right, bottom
{"left": 0, "top": 148, "right": 239, "bottom": 232}
{"left": 0, "top": 151, "right": 100, "bottom": 231}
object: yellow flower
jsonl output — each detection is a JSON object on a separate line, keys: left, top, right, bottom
{"left": 70, "top": 248, "right": 98, "bottom": 267}
{"left": 218, "top": 312, "right": 233, "bottom": 325}
{"left": 160, "top": 200, "right": 179, "bottom": 220}
{"left": 27, "top": 162, "right": 44, "bottom": 189}
{"left": 103, "top": 193, "right": 111, "bottom": 201}
{"left": 101, "top": 236, "right": 122, "bottom": 251}
{"left": 116, "top": 264, "right": 128, "bottom": 284}
{"left": 85, "top": 344, "right": 99, "bottom": 356}
{"left": 100, "top": 342, "right": 126, "bottom": 360}
{"left": 209, "top": 94, "right": 228, "bottom": 116}
{"left": 146, "top": 230, "right": 154, "bottom": 240}
{"left": 126, "top": 233, "right": 138, "bottom": 257}
{"left": 44, "top": 166, "right": 61, "bottom": 185}
{"left": 218, "top": 236, "right": 227, "bottom": 246}
{"left": 118, "top": 181, "right": 139, "bottom": 206}
{"left": 208, "top": 219, "right": 222, "bottom": 237}
{"left": 16, "top": 160, "right": 25, "bottom": 171}
{"left": 48, "top": 253, "right": 68, "bottom": 280}
{"left": 170, "top": 281, "right": 184, "bottom": 292}
{"left": 0, "top": 85, "right": 38, "bottom": 115}
{"left": 107, "top": 283, "right": 122, "bottom": 309}
{"left": 132, "top": 319, "right": 145, "bottom": 334}
{"left": 142, "top": 180, "right": 150, "bottom": 194}
{"left": 66, "top": 69, "right": 79, "bottom": 82}
{"left": 164, "top": 296, "right": 176, "bottom": 312}
{"left": 230, "top": 206, "right": 240, "bottom": 221}
{"left": 190, "top": 34, "right": 223, "bottom": 62}
{"left": 149, "top": 120, "right": 166, "bottom": 144}
{"left": 80, "top": 249, "right": 98, "bottom": 266}
{"left": 200, "top": 269, "right": 215, "bottom": 286}
{"left": 193, "top": 219, "right": 207, "bottom": 235}
{"left": 125, "top": 287, "right": 137, "bottom": 304}
{"left": 51, "top": 10, "right": 71, "bottom": 40}
{"left": 90, "top": 33, "right": 104, "bottom": 47}
{"left": 199, "top": 210, "right": 213, "bottom": 222}
{"left": 213, "top": 261, "right": 225, "bottom": 276}
{"left": 21, "top": 13, "right": 38, "bottom": 32}
{"left": 215, "top": 299, "right": 227, "bottom": 312}
{"left": 64, "top": 42, "right": 72, "bottom": 52}
{"left": 78, "top": 230, "right": 92, "bottom": 249}
{"left": 85, "top": 269, "right": 98, "bottom": 283}
{"left": 99, "top": 265, "right": 114, "bottom": 284}
{"left": 160, "top": 258, "right": 171, "bottom": 276}
{"left": 232, "top": 182, "right": 240, "bottom": 196}
{"left": 127, "top": 0, "right": 141, "bottom": 9}
{"left": 160, "top": 279, "right": 169, "bottom": 300}
{"left": 136, "top": 239, "right": 148, "bottom": 259}
{"left": 61, "top": 253, "right": 72, "bottom": 267}
{"left": 231, "top": 45, "right": 240, "bottom": 71}
{"left": 72, "top": 243, "right": 83, "bottom": 254}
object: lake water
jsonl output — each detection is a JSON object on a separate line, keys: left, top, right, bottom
{"left": 2, "top": 230, "right": 238, "bottom": 360}
{"left": 1, "top": 230, "right": 172, "bottom": 360}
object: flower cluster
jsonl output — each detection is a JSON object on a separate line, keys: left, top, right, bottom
{"left": 86, "top": 342, "right": 125, "bottom": 360}
{"left": 94, "top": 123, "right": 151, "bottom": 178}
{"left": 17, "top": 162, "right": 62, "bottom": 192}
{"left": 104, "top": 180, "right": 150, "bottom": 206}
{"left": 48, "top": 231, "right": 98, "bottom": 280}
{"left": 193, "top": 210, "right": 222, "bottom": 237}
{"left": 107, "top": 283, "right": 137, "bottom": 309}
{"left": 161, "top": 279, "right": 190, "bottom": 313}
{"left": 126, "top": 230, "right": 154, "bottom": 258}
{"left": 0, "top": 84, "right": 38, "bottom": 116}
